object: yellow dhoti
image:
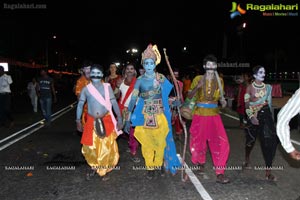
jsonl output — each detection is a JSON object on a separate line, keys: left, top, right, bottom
{"left": 134, "top": 113, "right": 169, "bottom": 170}
{"left": 82, "top": 130, "right": 119, "bottom": 176}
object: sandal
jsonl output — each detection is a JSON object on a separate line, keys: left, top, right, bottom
{"left": 216, "top": 174, "right": 230, "bottom": 184}
{"left": 131, "top": 156, "right": 141, "bottom": 163}
{"left": 85, "top": 169, "right": 96, "bottom": 181}
{"left": 102, "top": 175, "right": 110, "bottom": 181}
{"left": 197, "top": 164, "right": 205, "bottom": 174}
{"left": 265, "top": 173, "right": 277, "bottom": 181}
{"left": 159, "top": 166, "right": 165, "bottom": 177}
{"left": 146, "top": 170, "right": 155, "bottom": 180}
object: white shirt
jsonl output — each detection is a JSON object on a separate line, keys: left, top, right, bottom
{"left": 119, "top": 81, "right": 133, "bottom": 108}
{"left": 0, "top": 74, "right": 13, "bottom": 93}
{"left": 276, "top": 88, "right": 300, "bottom": 153}
{"left": 27, "top": 82, "right": 37, "bottom": 97}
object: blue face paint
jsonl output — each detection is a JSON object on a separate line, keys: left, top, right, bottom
{"left": 91, "top": 79, "right": 101, "bottom": 83}
{"left": 143, "top": 58, "right": 156, "bottom": 74}
{"left": 90, "top": 68, "right": 103, "bottom": 83}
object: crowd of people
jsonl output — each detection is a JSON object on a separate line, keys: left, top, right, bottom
{"left": 73, "top": 43, "right": 300, "bottom": 184}
{"left": 1, "top": 43, "right": 299, "bottom": 185}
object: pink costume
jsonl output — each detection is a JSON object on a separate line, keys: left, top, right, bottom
{"left": 189, "top": 75, "right": 230, "bottom": 175}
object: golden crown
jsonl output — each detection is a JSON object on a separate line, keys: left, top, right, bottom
{"left": 141, "top": 44, "right": 161, "bottom": 65}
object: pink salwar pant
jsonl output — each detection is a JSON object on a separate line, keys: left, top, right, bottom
{"left": 189, "top": 115, "right": 230, "bottom": 175}
{"left": 129, "top": 126, "right": 139, "bottom": 155}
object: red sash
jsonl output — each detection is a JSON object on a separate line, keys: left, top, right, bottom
{"left": 118, "top": 77, "right": 136, "bottom": 112}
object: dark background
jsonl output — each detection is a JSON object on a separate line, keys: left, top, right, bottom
{"left": 0, "top": 0, "right": 299, "bottom": 74}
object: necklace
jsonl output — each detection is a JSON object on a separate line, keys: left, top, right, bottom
{"left": 252, "top": 82, "right": 266, "bottom": 98}
{"left": 203, "top": 74, "right": 217, "bottom": 101}
{"left": 252, "top": 82, "right": 265, "bottom": 89}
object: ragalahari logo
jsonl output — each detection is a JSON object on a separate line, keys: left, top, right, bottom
{"left": 230, "top": 2, "right": 246, "bottom": 19}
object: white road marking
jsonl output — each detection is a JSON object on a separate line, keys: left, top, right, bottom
{"left": 0, "top": 125, "right": 44, "bottom": 151}
{"left": 291, "top": 139, "right": 300, "bottom": 146}
{"left": 0, "top": 102, "right": 77, "bottom": 151}
{"left": 177, "top": 154, "right": 213, "bottom": 200}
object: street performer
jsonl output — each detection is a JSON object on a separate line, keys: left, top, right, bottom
{"left": 124, "top": 44, "right": 181, "bottom": 180}
{"left": 76, "top": 64, "right": 123, "bottom": 181}
{"left": 243, "top": 65, "right": 278, "bottom": 181}
{"left": 188, "top": 54, "right": 230, "bottom": 184}
{"left": 117, "top": 63, "right": 140, "bottom": 163}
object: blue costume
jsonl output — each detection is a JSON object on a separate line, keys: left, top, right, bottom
{"left": 131, "top": 78, "right": 181, "bottom": 174}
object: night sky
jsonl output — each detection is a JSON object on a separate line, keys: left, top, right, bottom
{"left": 1, "top": 0, "right": 299, "bottom": 73}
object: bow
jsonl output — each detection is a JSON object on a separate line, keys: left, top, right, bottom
{"left": 163, "top": 48, "right": 189, "bottom": 182}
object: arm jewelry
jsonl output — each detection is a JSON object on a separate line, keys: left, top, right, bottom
{"left": 244, "top": 93, "right": 252, "bottom": 118}
{"left": 245, "top": 108, "right": 254, "bottom": 119}
{"left": 244, "top": 93, "right": 250, "bottom": 103}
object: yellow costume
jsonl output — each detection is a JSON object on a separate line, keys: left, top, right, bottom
{"left": 81, "top": 114, "right": 119, "bottom": 176}
{"left": 190, "top": 75, "right": 224, "bottom": 116}
{"left": 134, "top": 113, "right": 169, "bottom": 170}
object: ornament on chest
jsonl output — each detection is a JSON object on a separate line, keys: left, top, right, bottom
{"left": 252, "top": 82, "right": 266, "bottom": 98}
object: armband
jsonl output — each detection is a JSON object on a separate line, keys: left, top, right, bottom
{"left": 132, "top": 89, "right": 139, "bottom": 96}
{"left": 245, "top": 108, "right": 254, "bottom": 119}
{"left": 244, "top": 93, "right": 250, "bottom": 103}
{"left": 156, "top": 73, "right": 165, "bottom": 83}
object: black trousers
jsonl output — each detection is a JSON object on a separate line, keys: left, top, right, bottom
{"left": 244, "top": 105, "right": 278, "bottom": 168}
{"left": 0, "top": 93, "right": 14, "bottom": 125}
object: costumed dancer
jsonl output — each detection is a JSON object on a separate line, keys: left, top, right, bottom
{"left": 124, "top": 44, "right": 181, "bottom": 180}
{"left": 76, "top": 64, "right": 123, "bottom": 181}
{"left": 117, "top": 63, "right": 140, "bottom": 163}
{"left": 243, "top": 65, "right": 279, "bottom": 181}
{"left": 188, "top": 54, "right": 230, "bottom": 184}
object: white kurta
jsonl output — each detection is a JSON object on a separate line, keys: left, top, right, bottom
{"left": 276, "top": 88, "right": 300, "bottom": 153}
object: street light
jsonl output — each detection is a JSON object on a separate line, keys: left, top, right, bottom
{"left": 242, "top": 22, "right": 246, "bottom": 28}
{"left": 182, "top": 46, "right": 189, "bottom": 54}
{"left": 46, "top": 35, "right": 57, "bottom": 67}
{"left": 237, "top": 22, "right": 247, "bottom": 61}
{"left": 126, "top": 48, "right": 138, "bottom": 56}
{"left": 126, "top": 48, "right": 139, "bottom": 64}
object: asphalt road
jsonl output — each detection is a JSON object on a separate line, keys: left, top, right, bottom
{"left": 0, "top": 97, "right": 300, "bottom": 200}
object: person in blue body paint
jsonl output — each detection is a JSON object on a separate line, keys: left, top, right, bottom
{"left": 124, "top": 44, "right": 181, "bottom": 180}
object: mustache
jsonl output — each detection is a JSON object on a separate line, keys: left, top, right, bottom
{"left": 205, "top": 68, "right": 217, "bottom": 71}
{"left": 90, "top": 76, "right": 103, "bottom": 79}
